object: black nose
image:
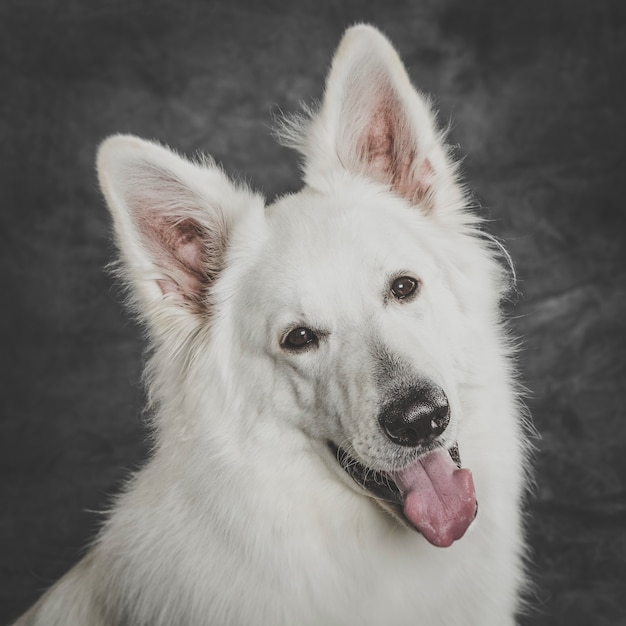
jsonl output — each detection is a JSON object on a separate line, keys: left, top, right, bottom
{"left": 379, "top": 384, "right": 450, "bottom": 447}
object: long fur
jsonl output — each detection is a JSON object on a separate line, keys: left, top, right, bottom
{"left": 16, "top": 25, "right": 531, "bottom": 626}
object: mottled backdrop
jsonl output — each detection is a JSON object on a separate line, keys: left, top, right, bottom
{"left": 1, "top": 1, "right": 625, "bottom": 624}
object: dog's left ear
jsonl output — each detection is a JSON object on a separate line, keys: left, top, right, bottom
{"left": 97, "top": 135, "right": 262, "bottom": 330}
{"left": 297, "top": 25, "right": 461, "bottom": 214}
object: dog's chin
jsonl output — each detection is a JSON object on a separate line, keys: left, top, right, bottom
{"left": 327, "top": 441, "right": 465, "bottom": 532}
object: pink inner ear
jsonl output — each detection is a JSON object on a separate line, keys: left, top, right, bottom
{"left": 364, "top": 103, "right": 399, "bottom": 178}
{"left": 165, "top": 219, "right": 206, "bottom": 278}
{"left": 126, "top": 165, "right": 228, "bottom": 310}
{"left": 144, "top": 213, "right": 212, "bottom": 305}
{"left": 354, "top": 85, "right": 434, "bottom": 207}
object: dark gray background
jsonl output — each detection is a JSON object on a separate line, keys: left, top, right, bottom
{"left": 1, "top": 1, "right": 625, "bottom": 624}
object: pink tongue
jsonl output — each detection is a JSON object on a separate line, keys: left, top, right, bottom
{"left": 392, "top": 448, "right": 477, "bottom": 548}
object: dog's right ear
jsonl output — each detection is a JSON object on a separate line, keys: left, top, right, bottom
{"left": 97, "top": 135, "right": 262, "bottom": 327}
{"left": 285, "top": 25, "right": 464, "bottom": 219}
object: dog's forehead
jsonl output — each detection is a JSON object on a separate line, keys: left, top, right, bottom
{"left": 235, "top": 187, "right": 440, "bottom": 323}
{"left": 262, "top": 187, "right": 428, "bottom": 272}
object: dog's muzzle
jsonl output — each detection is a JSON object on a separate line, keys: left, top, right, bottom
{"left": 329, "top": 382, "right": 478, "bottom": 548}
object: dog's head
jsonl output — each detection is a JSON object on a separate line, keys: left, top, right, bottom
{"left": 98, "top": 26, "right": 504, "bottom": 547}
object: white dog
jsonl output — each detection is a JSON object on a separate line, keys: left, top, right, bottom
{"left": 16, "top": 24, "right": 530, "bottom": 626}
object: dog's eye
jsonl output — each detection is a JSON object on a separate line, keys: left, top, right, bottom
{"left": 282, "top": 327, "right": 319, "bottom": 351}
{"left": 390, "top": 276, "right": 418, "bottom": 301}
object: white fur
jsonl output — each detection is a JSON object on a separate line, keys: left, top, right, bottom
{"left": 16, "top": 25, "right": 530, "bottom": 626}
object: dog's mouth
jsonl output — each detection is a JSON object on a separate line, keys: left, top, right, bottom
{"left": 328, "top": 441, "right": 477, "bottom": 548}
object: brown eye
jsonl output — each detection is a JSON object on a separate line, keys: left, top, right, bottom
{"left": 390, "top": 276, "right": 418, "bottom": 301}
{"left": 282, "top": 327, "right": 319, "bottom": 351}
